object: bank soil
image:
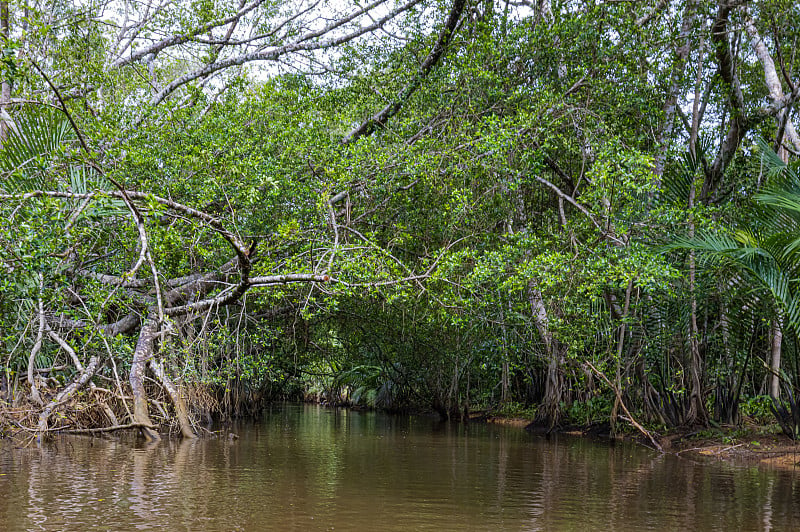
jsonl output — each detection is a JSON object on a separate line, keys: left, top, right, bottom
{"left": 661, "top": 430, "right": 800, "bottom": 470}
{"left": 483, "top": 415, "right": 800, "bottom": 471}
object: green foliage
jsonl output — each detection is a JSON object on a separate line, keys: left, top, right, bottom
{"left": 2, "top": 0, "right": 800, "bottom": 432}
{"left": 740, "top": 395, "right": 775, "bottom": 424}
{"left": 566, "top": 395, "right": 613, "bottom": 426}
{"left": 671, "top": 140, "right": 800, "bottom": 333}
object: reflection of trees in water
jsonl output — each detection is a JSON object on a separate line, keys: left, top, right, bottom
{"left": 524, "top": 439, "right": 799, "bottom": 530}
{"left": 15, "top": 439, "right": 132, "bottom": 529}
{"left": 2, "top": 411, "right": 800, "bottom": 529}
{"left": 7, "top": 438, "right": 244, "bottom": 530}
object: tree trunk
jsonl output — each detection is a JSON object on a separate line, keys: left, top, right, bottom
{"left": 653, "top": 0, "right": 698, "bottom": 179}
{"left": 149, "top": 357, "right": 196, "bottom": 439}
{"left": 703, "top": 1, "right": 748, "bottom": 202}
{"left": 610, "top": 278, "right": 634, "bottom": 436}
{"left": 28, "top": 285, "right": 45, "bottom": 406}
{"left": 529, "top": 283, "right": 563, "bottom": 427}
{"left": 770, "top": 319, "right": 783, "bottom": 399}
{"left": 501, "top": 360, "right": 510, "bottom": 403}
{"left": 130, "top": 317, "right": 161, "bottom": 441}
{"left": 686, "top": 153, "right": 707, "bottom": 426}
{"left": 541, "top": 346, "right": 564, "bottom": 427}
{"left": 0, "top": 0, "right": 10, "bottom": 142}
{"left": 743, "top": 17, "right": 800, "bottom": 155}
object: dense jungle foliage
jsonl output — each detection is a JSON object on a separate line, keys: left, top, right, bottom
{"left": 2, "top": 0, "right": 800, "bottom": 441}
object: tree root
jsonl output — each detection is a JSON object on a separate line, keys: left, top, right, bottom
{"left": 6, "top": 327, "right": 204, "bottom": 442}
{"left": 53, "top": 422, "right": 157, "bottom": 435}
{"left": 37, "top": 356, "right": 100, "bottom": 435}
{"left": 148, "top": 358, "right": 196, "bottom": 439}
{"left": 585, "top": 361, "right": 664, "bottom": 453}
{"left": 12, "top": 420, "right": 156, "bottom": 435}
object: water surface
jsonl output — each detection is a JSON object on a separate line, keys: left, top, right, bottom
{"left": 1, "top": 404, "right": 799, "bottom": 530}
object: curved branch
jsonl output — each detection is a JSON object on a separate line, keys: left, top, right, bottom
{"left": 50, "top": 312, "right": 141, "bottom": 337}
{"left": 342, "top": 0, "right": 467, "bottom": 144}
{"left": 165, "top": 273, "right": 332, "bottom": 316}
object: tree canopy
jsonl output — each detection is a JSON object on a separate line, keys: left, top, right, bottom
{"left": 2, "top": 0, "right": 800, "bottom": 442}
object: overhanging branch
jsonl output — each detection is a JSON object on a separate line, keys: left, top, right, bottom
{"left": 341, "top": 0, "right": 467, "bottom": 145}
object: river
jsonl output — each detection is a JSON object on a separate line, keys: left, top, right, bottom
{"left": 1, "top": 404, "right": 798, "bottom": 530}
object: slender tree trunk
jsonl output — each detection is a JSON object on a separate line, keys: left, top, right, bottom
{"left": 0, "top": 0, "right": 10, "bottom": 142}
{"left": 686, "top": 170, "right": 707, "bottom": 424}
{"left": 28, "top": 282, "right": 45, "bottom": 406}
{"left": 501, "top": 361, "right": 510, "bottom": 403}
{"left": 770, "top": 319, "right": 783, "bottom": 399}
{"left": 500, "top": 296, "right": 510, "bottom": 403}
{"left": 610, "top": 278, "right": 634, "bottom": 436}
{"left": 686, "top": 43, "right": 708, "bottom": 426}
{"left": 686, "top": 248, "right": 707, "bottom": 425}
{"left": 653, "top": 0, "right": 698, "bottom": 180}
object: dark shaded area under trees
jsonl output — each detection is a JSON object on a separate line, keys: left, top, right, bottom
{"left": 1, "top": 0, "right": 800, "bottom": 445}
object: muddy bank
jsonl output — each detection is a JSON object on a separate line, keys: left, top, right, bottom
{"left": 481, "top": 414, "right": 800, "bottom": 471}
{"left": 664, "top": 430, "right": 800, "bottom": 471}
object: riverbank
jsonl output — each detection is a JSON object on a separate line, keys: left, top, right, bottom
{"left": 662, "top": 428, "right": 800, "bottom": 470}
{"left": 480, "top": 414, "right": 800, "bottom": 471}
{"left": 4, "top": 397, "right": 799, "bottom": 472}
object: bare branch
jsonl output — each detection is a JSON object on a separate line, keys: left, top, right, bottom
{"left": 534, "top": 175, "right": 625, "bottom": 245}
{"left": 45, "top": 326, "right": 84, "bottom": 373}
{"left": 148, "top": 0, "right": 424, "bottom": 107}
{"left": 110, "top": 0, "right": 269, "bottom": 69}
{"left": 166, "top": 273, "right": 332, "bottom": 316}
{"left": 37, "top": 356, "right": 100, "bottom": 434}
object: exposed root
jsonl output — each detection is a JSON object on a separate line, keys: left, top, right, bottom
{"left": 1, "top": 373, "right": 204, "bottom": 441}
{"left": 52, "top": 422, "right": 157, "bottom": 435}
{"left": 38, "top": 356, "right": 100, "bottom": 433}
{"left": 585, "top": 361, "right": 664, "bottom": 453}
{"left": 149, "top": 358, "right": 196, "bottom": 439}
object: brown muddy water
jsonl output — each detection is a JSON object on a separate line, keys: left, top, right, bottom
{"left": 1, "top": 403, "right": 799, "bottom": 530}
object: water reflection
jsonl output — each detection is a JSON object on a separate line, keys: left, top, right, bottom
{"left": 0, "top": 404, "right": 798, "bottom": 530}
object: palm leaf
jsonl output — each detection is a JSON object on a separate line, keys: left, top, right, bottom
{"left": 0, "top": 107, "right": 74, "bottom": 193}
{"left": 757, "top": 137, "right": 791, "bottom": 181}
{"left": 668, "top": 140, "right": 800, "bottom": 333}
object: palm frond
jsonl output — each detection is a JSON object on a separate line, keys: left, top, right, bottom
{"left": 757, "top": 137, "right": 792, "bottom": 182}
{"left": 0, "top": 107, "right": 74, "bottom": 193}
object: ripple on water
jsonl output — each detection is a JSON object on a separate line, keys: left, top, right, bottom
{"left": 1, "top": 406, "right": 799, "bottom": 531}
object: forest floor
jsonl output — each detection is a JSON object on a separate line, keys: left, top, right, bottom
{"left": 482, "top": 414, "right": 800, "bottom": 471}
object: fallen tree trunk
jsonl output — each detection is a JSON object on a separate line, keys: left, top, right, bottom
{"left": 47, "top": 422, "right": 157, "bottom": 435}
